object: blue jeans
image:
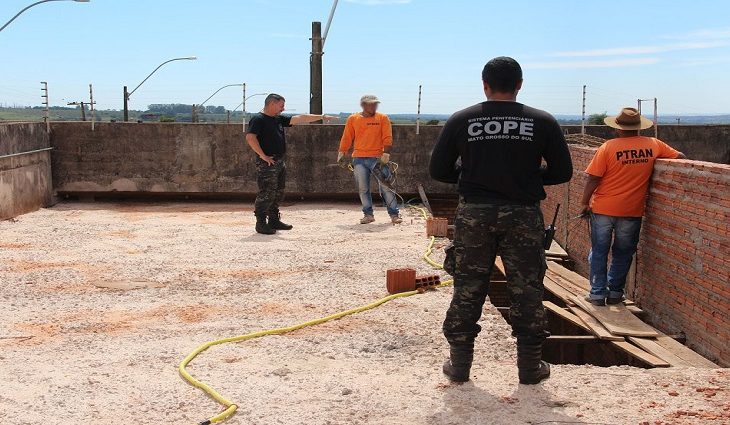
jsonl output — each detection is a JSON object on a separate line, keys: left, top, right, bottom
{"left": 588, "top": 213, "right": 642, "bottom": 300}
{"left": 352, "top": 157, "right": 399, "bottom": 217}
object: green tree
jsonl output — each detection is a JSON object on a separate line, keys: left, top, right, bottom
{"left": 587, "top": 112, "right": 608, "bottom": 125}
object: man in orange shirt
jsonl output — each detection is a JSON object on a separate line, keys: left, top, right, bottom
{"left": 581, "top": 107, "right": 685, "bottom": 305}
{"left": 338, "top": 95, "right": 401, "bottom": 224}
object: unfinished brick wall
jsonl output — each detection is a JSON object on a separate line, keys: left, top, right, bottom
{"left": 542, "top": 145, "right": 730, "bottom": 366}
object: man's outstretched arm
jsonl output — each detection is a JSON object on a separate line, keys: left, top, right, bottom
{"left": 290, "top": 114, "right": 338, "bottom": 125}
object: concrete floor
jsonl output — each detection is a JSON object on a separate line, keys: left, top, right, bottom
{"left": 0, "top": 202, "right": 728, "bottom": 425}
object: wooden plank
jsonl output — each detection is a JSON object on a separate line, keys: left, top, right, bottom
{"left": 572, "top": 295, "right": 659, "bottom": 337}
{"left": 542, "top": 301, "right": 588, "bottom": 331}
{"left": 626, "top": 305, "right": 644, "bottom": 315}
{"left": 612, "top": 340, "right": 671, "bottom": 367}
{"left": 417, "top": 184, "right": 433, "bottom": 216}
{"left": 628, "top": 337, "right": 693, "bottom": 368}
{"left": 545, "top": 268, "right": 585, "bottom": 297}
{"left": 546, "top": 241, "right": 569, "bottom": 258}
{"left": 494, "top": 256, "right": 505, "bottom": 276}
{"left": 654, "top": 336, "right": 719, "bottom": 368}
{"left": 547, "top": 261, "right": 590, "bottom": 292}
{"left": 543, "top": 278, "right": 578, "bottom": 306}
{"left": 569, "top": 306, "right": 624, "bottom": 341}
{"left": 547, "top": 335, "right": 599, "bottom": 343}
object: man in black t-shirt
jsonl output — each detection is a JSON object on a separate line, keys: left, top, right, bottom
{"left": 246, "top": 93, "right": 337, "bottom": 235}
{"left": 430, "top": 57, "right": 573, "bottom": 385}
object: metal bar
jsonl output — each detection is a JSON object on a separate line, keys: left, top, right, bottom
{"left": 0, "top": 147, "right": 53, "bottom": 160}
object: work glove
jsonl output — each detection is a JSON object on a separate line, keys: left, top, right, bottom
{"left": 380, "top": 152, "right": 390, "bottom": 164}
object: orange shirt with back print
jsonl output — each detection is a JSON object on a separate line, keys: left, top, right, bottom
{"left": 585, "top": 136, "right": 681, "bottom": 217}
{"left": 339, "top": 112, "right": 393, "bottom": 158}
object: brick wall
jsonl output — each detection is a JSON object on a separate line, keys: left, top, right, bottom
{"left": 543, "top": 145, "right": 730, "bottom": 366}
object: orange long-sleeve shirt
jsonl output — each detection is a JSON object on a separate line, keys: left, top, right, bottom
{"left": 338, "top": 112, "right": 393, "bottom": 158}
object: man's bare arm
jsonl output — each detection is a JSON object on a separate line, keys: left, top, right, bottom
{"left": 246, "top": 133, "right": 274, "bottom": 166}
{"left": 580, "top": 174, "right": 602, "bottom": 214}
{"left": 290, "top": 114, "right": 338, "bottom": 125}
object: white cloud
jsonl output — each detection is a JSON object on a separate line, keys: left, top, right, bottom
{"left": 550, "top": 41, "right": 727, "bottom": 58}
{"left": 344, "top": 0, "right": 411, "bottom": 5}
{"left": 524, "top": 57, "right": 660, "bottom": 70}
{"left": 663, "top": 27, "right": 730, "bottom": 40}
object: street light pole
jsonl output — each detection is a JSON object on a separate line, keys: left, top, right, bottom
{"left": 123, "top": 56, "right": 197, "bottom": 122}
{"left": 0, "top": 0, "right": 89, "bottom": 33}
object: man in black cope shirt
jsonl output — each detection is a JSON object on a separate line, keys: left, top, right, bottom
{"left": 246, "top": 94, "right": 337, "bottom": 235}
{"left": 430, "top": 57, "right": 573, "bottom": 385}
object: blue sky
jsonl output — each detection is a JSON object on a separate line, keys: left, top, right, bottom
{"left": 1, "top": 0, "right": 729, "bottom": 115}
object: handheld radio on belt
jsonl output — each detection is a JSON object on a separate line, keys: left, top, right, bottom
{"left": 544, "top": 203, "right": 560, "bottom": 250}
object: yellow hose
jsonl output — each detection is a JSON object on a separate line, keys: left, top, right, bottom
{"left": 179, "top": 206, "right": 452, "bottom": 424}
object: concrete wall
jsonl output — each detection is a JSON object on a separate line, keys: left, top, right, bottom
{"left": 49, "top": 122, "right": 454, "bottom": 197}
{"left": 563, "top": 125, "right": 730, "bottom": 164}
{"left": 541, "top": 146, "right": 730, "bottom": 366}
{"left": 0, "top": 123, "right": 54, "bottom": 220}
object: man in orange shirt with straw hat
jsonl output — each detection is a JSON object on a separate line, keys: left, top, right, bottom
{"left": 338, "top": 95, "right": 402, "bottom": 224}
{"left": 581, "top": 107, "right": 685, "bottom": 306}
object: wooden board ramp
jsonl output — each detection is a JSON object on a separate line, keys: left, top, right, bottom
{"left": 572, "top": 295, "right": 659, "bottom": 337}
{"left": 568, "top": 306, "right": 624, "bottom": 341}
{"left": 498, "top": 258, "right": 718, "bottom": 368}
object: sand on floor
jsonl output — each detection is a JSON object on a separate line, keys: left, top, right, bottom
{"left": 0, "top": 202, "right": 727, "bottom": 425}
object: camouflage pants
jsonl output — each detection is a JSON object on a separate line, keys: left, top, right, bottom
{"left": 254, "top": 158, "right": 286, "bottom": 217}
{"left": 443, "top": 199, "right": 549, "bottom": 347}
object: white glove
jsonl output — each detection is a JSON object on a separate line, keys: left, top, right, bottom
{"left": 337, "top": 152, "right": 345, "bottom": 163}
{"left": 380, "top": 152, "right": 390, "bottom": 164}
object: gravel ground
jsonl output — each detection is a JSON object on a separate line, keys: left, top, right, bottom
{"left": 0, "top": 202, "right": 728, "bottom": 425}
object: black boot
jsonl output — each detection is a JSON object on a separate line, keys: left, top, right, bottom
{"left": 268, "top": 212, "right": 293, "bottom": 231}
{"left": 255, "top": 214, "right": 276, "bottom": 235}
{"left": 442, "top": 345, "right": 474, "bottom": 382}
{"left": 517, "top": 338, "right": 551, "bottom": 385}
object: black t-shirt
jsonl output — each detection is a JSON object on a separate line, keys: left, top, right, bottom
{"left": 429, "top": 101, "right": 573, "bottom": 203}
{"left": 247, "top": 113, "right": 293, "bottom": 156}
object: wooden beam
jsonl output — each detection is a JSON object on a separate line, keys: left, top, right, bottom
{"left": 628, "top": 337, "right": 694, "bottom": 368}
{"left": 572, "top": 295, "right": 659, "bottom": 337}
{"left": 654, "top": 336, "right": 718, "bottom": 368}
{"left": 612, "top": 340, "right": 670, "bottom": 367}
{"left": 569, "top": 306, "right": 624, "bottom": 341}
{"left": 543, "top": 301, "right": 589, "bottom": 331}
{"left": 543, "top": 278, "right": 578, "bottom": 306}
{"left": 417, "top": 183, "right": 433, "bottom": 216}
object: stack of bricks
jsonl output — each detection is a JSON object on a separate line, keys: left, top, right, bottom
{"left": 386, "top": 269, "right": 441, "bottom": 294}
{"left": 541, "top": 145, "right": 730, "bottom": 366}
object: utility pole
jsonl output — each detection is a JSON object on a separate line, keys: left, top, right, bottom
{"left": 89, "top": 84, "right": 95, "bottom": 131}
{"left": 242, "top": 82, "right": 247, "bottom": 130}
{"left": 123, "top": 86, "right": 129, "bottom": 122}
{"left": 416, "top": 84, "right": 422, "bottom": 135}
{"left": 310, "top": 21, "right": 323, "bottom": 118}
{"left": 581, "top": 84, "right": 586, "bottom": 134}
{"left": 41, "top": 81, "right": 49, "bottom": 132}
{"left": 638, "top": 97, "right": 658, "bottom": 138}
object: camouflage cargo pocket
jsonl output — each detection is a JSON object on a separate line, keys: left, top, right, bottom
{"left": 443, "top": 242, "right": 456, "bottom": 276}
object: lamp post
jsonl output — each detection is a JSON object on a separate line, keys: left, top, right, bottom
{"left": 193, "top": 83, "right": 244, "bottom": 123}
{"left": 232, "top": 92, "right": 268, "bottom": 127}
{"left": 123, "top": 56, "right": 197, "bottom": 122}
{"left": 1, "top": 0, "right": 89, "bottom": 33}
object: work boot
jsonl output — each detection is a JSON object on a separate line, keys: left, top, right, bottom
{"left": 390, "top": 215, "right": 403, "bottom": 224}
{"left": 517, "top": 338, "right": 551, "bottom": 385}
{"left": 585, "top": 295, "right": 606, "bottom": 306}
{"left": 255, "top": 214, "right": 276, "bottom": 235}
{"left": 268, "top": 213, "right": 293, "bottom": 231}
{"left": 360, "top": 215, "right": 375, "bottom": 224}
{"left": 442, "top": 345, "right": 474, "bottom": 382}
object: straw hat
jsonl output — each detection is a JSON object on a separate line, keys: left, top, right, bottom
{"left": 604, "top": 107, "right": 654, "bottom": 130}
